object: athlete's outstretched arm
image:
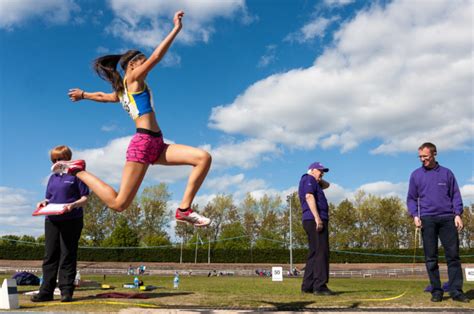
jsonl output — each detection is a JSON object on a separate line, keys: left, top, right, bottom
{"left": 129, "top": 11, "right": 184, "bottom": 82}
{"left": 69, "top": 88, "right": 119, "bottom": 103}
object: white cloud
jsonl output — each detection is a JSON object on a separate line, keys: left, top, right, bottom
{"left": 460, "top": 184, "right": 474, "bottom": 205}
{"left": 257, "top": 45, "right": 277, "bottom": 68}
{"left": 209, "top": 0, "right": 473, "bottom": 154}
{"left": 205, "top": 138, "right": 280, "bottom": 170}
{"left": 106, "top": 0, "right": 247, "bottom": 48}
{"left": 0, "top": 0, "right": 79, "bottom": 29}
{"left": 101, "top": 124, "right": 118, "bottom": 132}
{"left": 205, "top": 173, "right": 267, "bottom": 200}
{"left": 0, "top": 186, "right": 43, "bottom": 237}
{"left": 319, "top": 181, "right": 409, "bottom": 204}
{"left": 324, "top": 0, "right": 355, "bottom": 6}
{"left": 285, "top": 17, "right": 337, "bottom": 43}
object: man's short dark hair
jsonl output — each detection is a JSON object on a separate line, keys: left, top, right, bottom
{"left": 418, "top": 142, "right": 437, "bottom": 154}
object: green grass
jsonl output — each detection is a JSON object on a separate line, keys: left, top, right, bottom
{"left": 3, "top": 274, "right": 473, "bottom": 312}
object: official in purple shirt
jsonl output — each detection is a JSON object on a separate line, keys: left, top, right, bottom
{"left": 298, "top": 162, "right": 334, "bottom": 296}
{"left": 31, "top": 145, "right": 89, "bottom": 303}
{"left": 407, "top": 142, "right": 469, "bottom": 303}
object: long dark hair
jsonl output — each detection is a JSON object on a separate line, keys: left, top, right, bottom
{"left": 93, "top": 50, "right": 143, "bottom": 94}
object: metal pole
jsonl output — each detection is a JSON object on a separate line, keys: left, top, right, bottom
{"left": 289, "top": 196, "right": 293, "bottom": 273}
{"left": 208, "top": 236, "right": 211, "bottom": 264}
{"left": 180, "top": 237, "right": 183, "bottom": 264}
{"left": 194, "top": 231, "right": 199, "bottom": 264}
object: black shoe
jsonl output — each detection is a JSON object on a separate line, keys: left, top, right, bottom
{"left": 431, "top": 293, "right": 443, "bottom": 302}
{"left": 61, "top": 294, "right": 73, "bottom": 302}
{"left": 314, "top": 289, "right": 335, "bottom": 296}
{"left": 30, "top": 294, "right": 53, "bottom": 302}
{"left": 301, "top": 289, "right": 313, "bottom": 294}
{"left": 452, "top": 294, "right": 470, "bottom": 303}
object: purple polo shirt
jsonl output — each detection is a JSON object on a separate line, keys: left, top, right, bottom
{"left": 298, "top": 174, "right": 329, "bottom": 221}
{"left": 406, "top": 163, "right": 463, "bottom": 218}
{"left": 45, "top": 173, "right": 89, "bottom": 221}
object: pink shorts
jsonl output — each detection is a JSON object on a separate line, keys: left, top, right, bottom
{"left": 126, "top": 129, "right": 168, "bottom": 164}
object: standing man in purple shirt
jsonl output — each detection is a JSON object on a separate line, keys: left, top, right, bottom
{"left": 31, "top": 146, "right": 89, "bottom": 303}
{"left": 407, "top": 142, "right": 469, "bottom": 303}
{"left": 298, "top": 162, "right": 334, "bottom": 296}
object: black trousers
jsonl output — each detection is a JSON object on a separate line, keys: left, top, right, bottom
{"left": 421, "top": 215, "right": 464, "bottom": 297}
{"left": 40, "top": 217, "right": 83, "bottom": 297}
{"left": 302, "top": 219, "right": 329, "bottom": 292}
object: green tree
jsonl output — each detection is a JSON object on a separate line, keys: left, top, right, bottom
{"left": 460, "top": 205, "right": 473, "bottom": 248}
{"left": 330, "top": 199, "right": 357, "bottom": 248}
{"left": 142, "top": 233, "right": 171, "bottom": 247}
{"left": 140, "top": 183, "right": 171, "bottom": 240}
{"left": 240, "top": 193, "right": 259, "bottom": 248}
{"left": 254, "top": 194, "right": 284, "bottom": 249}
{"left": 102, "top": 216, "right": 139, "bottom": 247}
{"left": 215, "top": 221, "right": 248, "bottom": 249}
{"left": 201, "top": 194, "right": 235, "bottom": 245}
{"left": 373, "top": 196, "right": 405, "bottom": 249}
{"left": 287, "top": 192, "right": 307, "bottom": 248}
{"left": 19, "top": 235, "right": 36, "bottom": 244}
{"left": 0, "top": 235, "right": 20, "bottom": 246}
{"left": 82, "top": 193, "right": 110, "bottom": 246}
{"left": 36, "top": 234, "right": 45, "bottom": 244}
{"left": 120, "top": 200, "right": 142, "bottom": 238}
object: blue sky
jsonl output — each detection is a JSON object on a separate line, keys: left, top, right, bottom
{"left": 0, "top": 0, "right": 472, "bottom": 237}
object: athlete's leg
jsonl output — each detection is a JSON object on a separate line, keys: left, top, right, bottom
{"left": 76, "top": 161, "right": 149, "bottom": 212}
{"left": 155, "top": 144, "right": 211, "bottom": 208}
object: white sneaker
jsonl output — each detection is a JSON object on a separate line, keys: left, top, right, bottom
{"left": 175, "top": 208, "right": 211, "bottom": 227}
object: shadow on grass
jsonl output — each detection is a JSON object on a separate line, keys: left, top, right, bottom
{"left": 74, "top": 291, "right": 193, "bottom": 301}
{"left": 262, "top": 300, "right": 315, "bottom": 310}
{"left": 328, "top": 289, "right": 392, "bottom": 295}
{"left": 465, "top": 289, "right": 473, "bottom": 300}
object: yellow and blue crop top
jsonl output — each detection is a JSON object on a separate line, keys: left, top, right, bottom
{"left": 119, "top": 77, "right": 155, "bottom": 120}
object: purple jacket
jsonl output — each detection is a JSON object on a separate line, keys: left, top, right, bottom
{"left": 298, "top": 174, "right": 329, "bottom": 221}
{"left": 45, "top": 173, "right": 89, "bottom": 221}
{"left": 406, "top": 163, "right": 463, "bottom": 217}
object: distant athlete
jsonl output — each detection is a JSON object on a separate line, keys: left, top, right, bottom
{"left": 56, "top": 11, "right": 211, "bottom": 227}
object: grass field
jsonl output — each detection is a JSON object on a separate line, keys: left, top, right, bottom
{"left": 3, "top": 274, "right": 473, "bottom": 312}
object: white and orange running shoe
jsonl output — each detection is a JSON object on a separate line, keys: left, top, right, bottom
{"left": 175, "top": 208, "right": 211, "bottom": 227}
{"left": 51, "top": 160, "right": 86, "bottom": 175}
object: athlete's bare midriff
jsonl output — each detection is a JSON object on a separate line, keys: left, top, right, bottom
{"left": 134, "top": 112, "right": 161, "bottom": 133}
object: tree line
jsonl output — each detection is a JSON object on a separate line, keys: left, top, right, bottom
{"left": 2, "top": 183, "right": 473, "bottom": 249}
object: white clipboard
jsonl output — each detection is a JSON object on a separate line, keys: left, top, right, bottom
{"left": 32, "top": 204, "right": 67, "bottom": 216}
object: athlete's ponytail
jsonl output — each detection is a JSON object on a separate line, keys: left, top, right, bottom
{"left": 93, "top": 50, "right": 143, "bottom": 94}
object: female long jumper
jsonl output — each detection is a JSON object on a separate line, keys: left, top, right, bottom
{"left": 56, "top": 11, "right": 211, "bottom": 227}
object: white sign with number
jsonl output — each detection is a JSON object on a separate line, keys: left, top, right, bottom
{"left": 465, "top": 268, "right": 474, "bottom": 281}
{"left": 272, "top": 267, "right": 283, "bottom": 282}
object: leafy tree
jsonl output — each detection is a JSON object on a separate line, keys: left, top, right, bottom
{"left": 330, "top": 199, "right": 357, "bottom": 248}
{"left": 19, "top": 235, "right": 36, "bottom": 244}
{"left": 215, "top": 221, "right": 248, "bottom": 249}
{"left": 201, "top": 194, "right": 235, "bottom": 245}
{"left": 240, "top": 193, "right": 259, "bottom": 248}
{"left": 140, "top": 183, "right": 171, "bottom": 239}
{"left": 0, "top": 235, "right": 20, "bottom": 246}
{"left": 373, "top": 197, "right": 405, "bottom": 249}
{"left": 287, "top": 191, "right": 307, "bottom": 248}
{"left": 254, "top": 194, "right": 284, "bottom": 249}
{"left": 142, "top": 233, "right": 171, "bottom": 247}
{"left": 120, "top": 199, "right": 142, "bottom": 238}
{"left": 460, "top": 205, "right": 473, "bottom": 248}
{"left": 36, "top": 234, "right": 45, "bottom": 244}
{"left": 82, "top": 193, "right": 110, "bottom": 246}
{"left": 102, "top": 216, "right": 139, "bottom": 247}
